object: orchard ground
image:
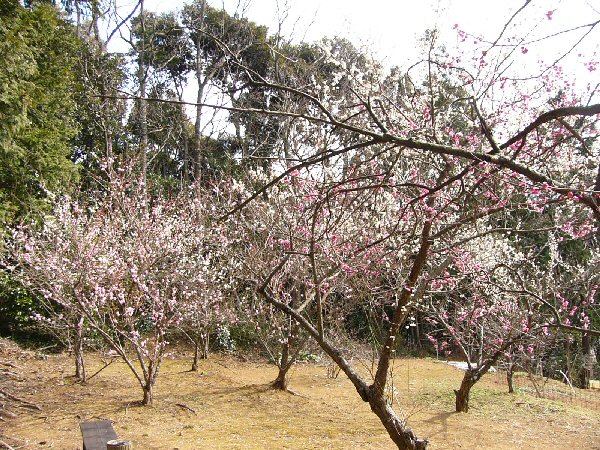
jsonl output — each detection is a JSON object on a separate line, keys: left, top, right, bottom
{"left": 2, "top": 342, "right": 600, "bottom": 449}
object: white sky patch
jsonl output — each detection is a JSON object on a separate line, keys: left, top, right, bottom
{"left": 135, "top": 1, "right": 600, "bottom": 85}
{"left": 107, "top": 0, "right": 599, "bottom": 134}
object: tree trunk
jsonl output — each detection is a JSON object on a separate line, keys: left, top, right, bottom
{"left": 192, "top": 329, "right": 210, "bottom": 371}
{"left": 272, "top": 338, "right": 291, "bottom": 391}
{"left": 507, "top": 362, "right": 514, "bottom": 394}
{"left": 142, "top": 383, "right": 153, "bottom": 406}
{"left": 564, "top": 338, "right": 572, "bottom": 384}
{"left": 414, "top": 313, "right": 422, "bottom": 351}
{"left": 368, "top": 390, "right": 428, "bottom": 450}
{"left": 137, "top": 0, "right": 148, "bottom": 188}
{"left": 193, "top": 0, "right": 207, "bottom": 183}
{"left": 74, "top": 0, "right": 81, "bottom": 36}
{"left": 200, "top": 330, "right": 209, "bottom": 359}
{"left": 579, "top": 332, "right": 595, "bottom": 389}
{"left": 271, "top": 365, "right": 290, "bottom": 391}
{"left": 191, "top": 339, "right": 200, "bottom": 372}
{"left": 74, "top": 314, "right": 86, "bottom": 382}
{"left": 454, "top": 370, "right": 476, "bottom": 413}
{"left": 178, "top": 97, "right": 190, "bottom": 181}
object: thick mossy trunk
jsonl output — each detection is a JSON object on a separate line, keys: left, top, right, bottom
{"left": 454, "top": 370, "right": 477, "bottom": 413}
{"left": 368, "top": 389, "right": 428, "bottom": 449}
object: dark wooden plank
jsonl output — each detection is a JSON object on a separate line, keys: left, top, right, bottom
{"left": 80, "top": 420, "right": 118, "bottom": 450}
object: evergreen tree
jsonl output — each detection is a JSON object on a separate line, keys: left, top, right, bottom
{"left": 0, "top": 0, "right": 79, "bottom": 228}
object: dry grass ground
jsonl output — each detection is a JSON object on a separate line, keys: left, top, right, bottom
{"left": 1, "top": 343, "right": 600, "bottom": 449}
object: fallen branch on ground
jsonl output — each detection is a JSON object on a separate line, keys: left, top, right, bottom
{"left": 0, "top": 390, "right": 41, "bottom": 411}
{"left": 0, "top": 439, "right": 15, "bottom": 450}
{"left": 175, "top": 403, "right": 196, "bottom": 414}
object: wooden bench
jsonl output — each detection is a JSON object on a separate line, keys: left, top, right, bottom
{"left": 80, "top": 420, "right": 118, "bottom": 450}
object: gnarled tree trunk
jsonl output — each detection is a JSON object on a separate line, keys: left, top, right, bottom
{"left": 272, "top": 366, "right": 290, "bottom": 390}
{"left": 272, "top": 312, "right": 302, "bottom": 391}
{"left": 454, "top": 369, "right": 477, "bottom": 413}
{"left": 367, "top": 388, "right": 428, "bottom": 450}
{"left": 272, "top": 338, "right": 292, "bottom": 390}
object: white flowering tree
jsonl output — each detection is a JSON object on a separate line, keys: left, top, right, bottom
{"left": 177, "top": 190, "right": 241, "bottom": 370}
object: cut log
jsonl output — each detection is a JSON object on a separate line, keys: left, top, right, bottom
{"left": 106, "top": 439, "right": 132, "bottom": 450}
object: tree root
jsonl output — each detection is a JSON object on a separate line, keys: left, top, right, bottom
{"left": 0, "top": 361, "right": 21, "bottom": 370}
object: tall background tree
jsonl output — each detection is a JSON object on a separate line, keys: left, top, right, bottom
{"left": 0, "top": 0, "right": 79, "bottom": 229}
{"left": 0, "top": 0, "right": 81, "bottom": 336}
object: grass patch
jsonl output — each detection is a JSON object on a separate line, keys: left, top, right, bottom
{"left": 2, "top": 350, "right": 600, "bottom": 449}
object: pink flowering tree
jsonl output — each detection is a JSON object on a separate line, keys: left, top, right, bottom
{"left": 208, "top": 3, "right": 600, "bottom": 446}
{"left": 9, "top": 201, "right": 98, "bottom": 382}
{"left": 11, "top": 171, "right": 220, "bottom": 405}
{"left": 421, "top": 234, "right": 546, "bottom": 412}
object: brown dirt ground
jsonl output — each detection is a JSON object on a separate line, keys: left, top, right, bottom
{"left": 1, "top": 343, "right": 600, "bottom": 449}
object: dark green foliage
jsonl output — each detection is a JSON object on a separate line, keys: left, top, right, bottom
{"left": 132, "top": 11, "right": 193, "bottom": 83}
{"left": 0, "top": 272, "right": 35, "bottom": 335}
{"left": 0, "top": 1, "right": 81, "bottom": 343}
{"left": 0, "top": 0, "right": 79, "bottom": 227}
{"left": 182, "top": 2, "right": 270, "bottom": 81}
